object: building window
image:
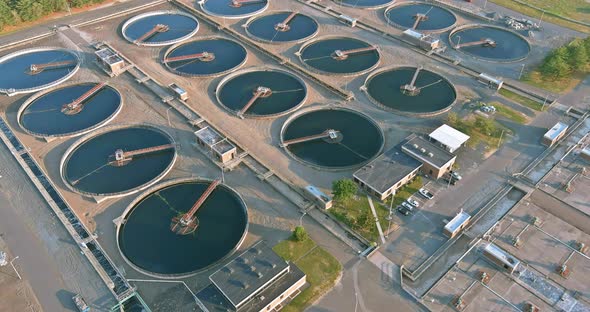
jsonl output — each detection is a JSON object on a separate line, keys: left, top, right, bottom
{"left": 280, "top": 295, "right": 284, "bottom": 299}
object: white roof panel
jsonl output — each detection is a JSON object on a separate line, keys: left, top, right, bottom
{"left": 429, "top": 124, "right": 470, "bottom": 151}
{"left": 544, "top": 122, "right": 568, "bottom": 140}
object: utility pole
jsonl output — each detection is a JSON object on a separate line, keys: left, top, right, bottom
{"left": 497, "top": 129, "right": 505, "bottom": 148}
{"left": 518, "top": 64, "right": 525, "bottom": 80}
{"left": 10, "top": 256, "right": 21, "bottom": 280}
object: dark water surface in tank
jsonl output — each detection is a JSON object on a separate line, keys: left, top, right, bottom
{"left": 202, "top": 0, "right": 267, "bottom": 17}
{"left": 366, "top": 67, "right": 456, "bottom": 114}
{"left": 20, "top": 83, "right": 121, "bottom": 136}
{"left": 333, "top": 0, "right": 393, "bottom": 8}
{"left": 247, "top": 12, "right": 318, "bottom": 42}
{"left": 450, "top": 26, "right": 530, "bottom": 61}
{"left": 123, "top": 13, "right": 198, "bottom": 44}
{"left": 0, "top": 50, "right": 77, "bottom": 91}
{"left": 64, "top": 127, "right": 174, "bottom": 195}
{"left": 165, "top": 38, "right": 246, "bottom": 76}
{"left": 283, "top": 109, "right": 383, "bottom": 168}
{"left": 386, "top": 4, "right": 456, "bottom": 31}
{"left": 118, "top": 181, "right": 248, "bottom": 275}
{"left": 218, "top": 70, "right": 306, "bottom": 117}
{"left": 301, "top": 37, "right": 379, "bottom": 74}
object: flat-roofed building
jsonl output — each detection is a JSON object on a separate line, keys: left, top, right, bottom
{"left": 402, "top": 135, "right": 456, "bottom": 179}
{"left": 304, "top": 185, "right": 332, "bottom": 209}
{"left": 542, "top": 122, "right": 568, "bottom": 147}
{"left": 353, "top": 145, "right": 422, "bottom": 201}
{"left": 194, "top": 127, "right": 237, "bottom": 164}
{"left": 429, "top": 124, "right": 470, "bottom": 153}
{"left": 443, "top": 210, "right": 471, "bottom": 238}
{"left": 197, "top": 241, "right": 307, "bottom": 312}
{"left": 95, "top": 47, "right": 125, "bottom": 75}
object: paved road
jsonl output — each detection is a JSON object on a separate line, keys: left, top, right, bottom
{"left": 0, "top": 144, "right": 114, "bottom": 311}
{"left": 0, "top": 0, "right": 164, "bottom": 48}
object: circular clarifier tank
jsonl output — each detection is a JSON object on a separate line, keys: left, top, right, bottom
{"left": 364, "top": 66, "right": 456, "bottom": 116}
{"left": 201, "top": 0, "right": 268, "bottom": 19}
{"left": 299, "top": 37, "right": 380, "bottom": 76}
{"left": 163, "top": 37, "right": 247, "bottom": 77}
{"left": 0, "top": 47, "right": 79, "bottom": 96}
{"left": 281, "top": 107, "right": 384, "bottom": 169}
{"left": 122, "top": 11, "right": 199, "bottom": 46}
{"left": 117, "top": 178, "right": 248, "bottom": 277}
{"left": 18, "top": 83, "right": 122, "bottom": 138}
{"left": 449, "top": 25, "right": 530, "bottom": 62}
{"left": 332, "top": 0, "right": 394, "bottom": 9}
{"left": 216, "top": 68, "right": 307, "bottom": 118}
{"left": 245, "top": 11, "right": 319, "bottom": 43}
{"left": 61, "top": 124, "right": 177, "bottom": 197}
{"left": 385, "top": 3, "right": 457, "bottom": 32}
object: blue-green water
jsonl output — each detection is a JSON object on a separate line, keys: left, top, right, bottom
{"left": 218, "top": 70, "right": 306, "bottom": 117}
{"left": 20, "top": 83, "right": 121, "bottom": 136}
{"left": 119, "top": 181, "right": 247, "bottom": 275}
{"left": 283, "top": 109, "right": 383, "bottom": 168}
{"left": 366, "top": 67, "right": 456, "bottom": 114}
{"left": 301, "top": 37, "right": 379, "bottom": 75}
{"left": 386, "top": 4, "right": 456, "bottom": 31}
{"left": 247, "top": 12, "right": 318, "bottom": 43}
{"left": 332, "top": 0, "right": 393, "bottom": 8}
{"left": 165, "top": 38, "right": 246, "bottom": 76}
{"left": 0, "top": 50, "right": 77, "bottom": 91}
{"left": 123, "top": 13, "right": 198, "bottom": 44}
{"left": 450, "top": 26, "right": 530, "bottom": 61}
{"left": 64, "top": 127, "right": 175, "bottom": 195}
{"left": 202, "top": 0, "right": 267, "bottom": 17}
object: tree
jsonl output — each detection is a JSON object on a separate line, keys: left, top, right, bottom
{"left": 332, "top": 179, "right": 357, "bottom": 201}
{"left": 568, "top": 43, "right": 588, "bottom": 69}
{"left": 293, "top": 226, "right": 308, "bottom": 242}
{"left": 0, "top": 0, "right": 15, "bottom": 30}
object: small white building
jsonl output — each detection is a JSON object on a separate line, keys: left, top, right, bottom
{"left": 429, "top": 124, "right": 470, "bottom": 153}
{"left": 304, "top": 185, "right": 332, "bottom": 210}
{"left": 443, "top": 210, "right": 471, "bottom": 238}
{"left": 483, "top": 243, "right": 520, "bottom": 274}
{"left": 478, "top": 73, "right": 503, "bottom": 90}
{"left": 542, "top": 122, "right": 568, "bottom": 147}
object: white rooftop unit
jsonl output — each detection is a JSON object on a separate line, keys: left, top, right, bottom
{"left": 581, "top": 147, "right": 590, "bottom": 162}
{"left": 542, "top": 122, "right": 568, "bottom": 147}
{"left": 337, "top": 15, "right": 357, "bottom": 27}
{"left": 402, "top": 29, "right": 441, "bottom": 51}
{"left": 483, "top": 243, "right": 520, "bottom": 274}
{"left": 443, "top": 210, "right": 471, "bottom": 238}
{"left": 429, "top": 124, "right": 470, "bottom": 153}
{"left": 478, "top": 73, "right": 503, "bottom": 90}
{"left": 304, "top": 185, "right": 332, "bottom": 209}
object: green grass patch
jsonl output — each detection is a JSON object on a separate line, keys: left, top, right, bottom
{"left": 498, "top": 89, "right": 545, "bottom": 111}
{"left": 273, "top": 238, "right": 342, "bottom": 312}
{"left": 447, "top": 113, "right": 511, "bottom": 150}
{"left": 490, "top": 102, "right": 528, "bottom": 124}
{"left": 488, "top": 0, "right": 590, "bottom": 33}
{"left": 521, "top": 68, "right": 588, "bottom": 94}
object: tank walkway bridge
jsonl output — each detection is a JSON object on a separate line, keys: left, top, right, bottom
{"left": 0, "top": 117, "right": 149, "bottom": 311}
{"left": 94, "top": 40, "right": 370, "bottom": 255}
{"left": 295, "top": 0, "right": 559, "bottom": 108}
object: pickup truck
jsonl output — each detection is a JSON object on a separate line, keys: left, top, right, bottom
{"left": 419, "top": 188, "right": 434, "bottom": 199}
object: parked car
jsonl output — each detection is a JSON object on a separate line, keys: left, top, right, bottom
{"left": 450, "top": 171, "right": 462, "bottom": 181}
{"left": 407, "top": 198, "right": 419, "bottom": 208}
{"left": 442, "top": 175, "right": 458, "bottom": 186}
{"left": 419, "top": 188, "right": 434, "bottom": 199}
{"left": 397, "top": 205, "right": 413, "bottom": 216}
{"left": 401, "top": 201, "right": 414, "bottom": 210}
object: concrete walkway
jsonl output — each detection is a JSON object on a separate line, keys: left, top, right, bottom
{"left": 367, "top": 196, "right": 386, "bottom": 245}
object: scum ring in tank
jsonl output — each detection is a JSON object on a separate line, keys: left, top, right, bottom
{"left": 18, "top": 82, "right": 122, "bottom": 138}
{"left": 385, "top": 3, "right": 457, "bottom": 32}
{"left": 121, "top": 11, "right": 199, "bottom": 46}
{"left": 332, "top": 0, "right": 394, "bottom": 9}
{"left": 449, "top": 25, "right": 531, "bottom": 62}
{"left": 61, "top": 124, "right": 177, "bottom": 197}
{"left": 298, "top": 37, "right": 380, "bottom": 76}
{"left": 245, "top": 11, "right": 319, "bottom": 43}
{"left": 0, "top": 47, "right": 80, "bottom": 96}
{"left": 117, "top": 178, "right": 248, "bottom": 277}
{"left": 163, "top": 37, "right": 247, "bottom": 77}
{"left": 216, "top": 68, "right": 307, "bottom": 118}
{"left": 200, "top": 0, "right": 268, "bottom": 19}
{"left": 280, "top": 107, "right": 384, "bottom": 169}
{"left": 363, "top": 66, "right": 457, "bottom": 116}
